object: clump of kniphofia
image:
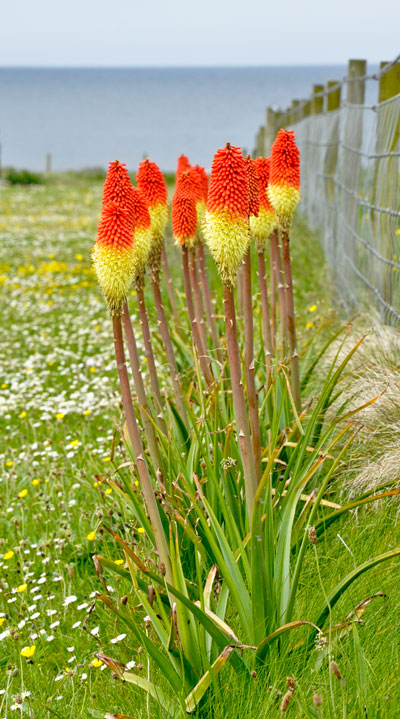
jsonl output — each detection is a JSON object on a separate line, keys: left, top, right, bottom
{"left": 171, "top": 171, "right": 197, "bottom": 248}
{"left": 203, "top": 142, "right": 250, "bottom": 287}
{"left": 268, "top": 129, "right": 301, "bottom": 230}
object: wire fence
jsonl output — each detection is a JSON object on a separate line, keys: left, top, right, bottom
{"left": 255, "top": 57, "right": 400, "bottom": 324}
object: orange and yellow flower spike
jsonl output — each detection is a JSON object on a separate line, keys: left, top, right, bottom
{"left": 267, "top": 130, "right": 301, "bottom": 230}
{"left": 203, "top": 143, "right": 250, "bottom": 287}
{"left": 244, "top": 156, "right": 260, "bottom": 218}
{"left": 250, "top": 156, "right": 278, "bottom": 249}
{"left": 187, "top": 166, "right": 206, "bottom": 235}
{"left": 131, "top": 187, "right": 152, "bottom": 283}
{"left": 136, "top": 159, "right": 169, "bottom": 281}
{"left": 92, "top": 201, "right": 135, "bottom": 316}
{"left": 171, "top": 171, "right": 197, "bottom": 248}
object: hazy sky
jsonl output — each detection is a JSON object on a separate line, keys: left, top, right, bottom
{"left": 1, "top": 0, "right": 399, "bottom": 66}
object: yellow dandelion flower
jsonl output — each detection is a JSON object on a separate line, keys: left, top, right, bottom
{"left": 75, "top": 253, "right": 83, "bottom": 261}
{"left": 86, "top": 531, "right": 96, "bottom": 541}
{"left": 0, "top": 617, "right": 5, "bottom": 626}
{"left": 306, "top": 322, "right": 314, "bottom": 329}
{"left": 1, "top": 383, "right": 8, "bottom": 389}
{"left": 17, "top": 583, "right": 27, "bottom": 593}
{"left": 89, "top": 367, "right": 96, "bottom": 373}
{"left": 137, "top": 527, "right": 145, "bottom": 535}
{"left": 6, "top": 460, "right": 14, "bottom": 467}
{"left": 55, "top": 413, "right": 64, "bottom": 420}
{"left": 104, "top": 488, "right": 112, "bottom": 495}
{"left": 20, "top": 645, "right": 36, "bottom": 658}
{"left": 90, "top": 658, "right": 103, "bottom": 668}
{"left": 103, "top": 457, "right": 111, "bottom": 463}
{"left": 308, "top": 304, "right": 317, "bottom": 313}
{"left": 4, "top": 550, "right": 14, "bottom": 560}
{"left": 32, "top": 478, "right": 41, "bottom": 486}
{"left": 19, "top": 411, "right": 27, "bottom": 419}
{"left": 114, "top": 559, "right": 124, "bottom": 566}
{"left": 83, "top": 409, "right": 91, "bottom": 416}
{"left": 18, "top": 489, "right": 28, "bottom": 498}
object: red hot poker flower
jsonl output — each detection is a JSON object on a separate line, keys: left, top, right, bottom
{"left": 172, "top": 171, "right": 197, "bottom": 247}
{"left": 93, "top": 200, "right": 135, "bottom": 315}
{"left": 255, "top": 157, "right": 274, "bottom": 212}
{"left": 131, "top": 187, "right": 152, "bottom": 281}
{"left": 131, "top": 187, "right": 151, "bottom": 231}
{"left": 176, "top": 154, "right": 191, "bottom": 178}
{"left": 136, "top": 158, "right": 169, "bottom": 280}
{"left": 136, "top": 159, "right": 168, "bottom": 209}
{"left": 102, "top": 160, "right": 135, "bottom": 228}
{"left": 206, "top": 143, "right": 249, "bottom": 219}
{"left": 268, "top": 130, "right": 301, "bottom": 228}
{"left": 203, "top": 143, "right": 250, "bottom": 286}
{"left": 96, "top": 202, "right": 133, "bottom": 251}
{"left": 244, "top": 156, "right": 260, "bottom": 217}
{"left": 191, "top": 165, "right": 209, "bottom": 203}
{"left": 250, "top": 156, "right": 277, "bottom": 247}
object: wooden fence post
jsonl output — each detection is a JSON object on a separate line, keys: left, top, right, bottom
{"left": 322, "top": 80, "right": 342, "bottom": 262}
{"left": 311, "top": 84, "right": 324, "bottom": 115}
{"left": 45, "top": 153, "right": 52, "bottom": 175}
{"left": 264, "top": 107, "right": 277, "bottom": 155}
{"left": 373, "top": 60, "right": 400, "bottom": 311}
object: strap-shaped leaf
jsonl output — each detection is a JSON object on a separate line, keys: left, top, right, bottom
{"left": 185, "top": 646, "right": 235, "bottom": 713}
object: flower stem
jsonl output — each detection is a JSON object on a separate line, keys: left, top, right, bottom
{"left": 268, "top": 234, "right": 277, "bottom": 353}
{"left": 270, "top": 229, "right": 287, "bottom": 356}
{"left": 188, "top": 247, "right": 208, "bottom": 355}
{"left": 122, "top": 301, "right": 164, "bottom": 478}
{"left": 243, "top": 247, "right": 262, "bottom": 480}
{"left": 281, "top": 229, "right": 301, "bottom": 413}
{"left": 112, "top": 314, "right": 172, "bottom": 584}
{"left": 223, "top": 284, "right": 257, "bottom": 521}
{"left": 257, "top": 247, "right": 273, "bottom": 373}
{"left": 197, "top": 242, "right": 221, "bottom": 361}
{"left": 136, "top": 283, "right": 168, "bottom": 436}
{"left": 182, "top": 245, "right": 213, "bottom": 386}
{"left": 151, "top": 279, "right": 189, "bottom": 425}
{"left": 161, "top": 243, "right": 182, "bottom": 333}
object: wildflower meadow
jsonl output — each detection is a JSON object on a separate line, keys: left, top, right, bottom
{"left": 0, "top": 136, "right": 399, "bottom": 719}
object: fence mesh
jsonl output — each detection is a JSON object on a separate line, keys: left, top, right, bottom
{"left": 260, "top": 60, "right": 400, "bottom": 324}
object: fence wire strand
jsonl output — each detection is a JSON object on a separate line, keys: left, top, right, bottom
{"left": 280, "top": 67, "right": 400, "bottom": 324}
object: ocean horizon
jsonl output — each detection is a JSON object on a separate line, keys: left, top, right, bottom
{"left": 0, "top": 65, "right": 375, "bottom": 173}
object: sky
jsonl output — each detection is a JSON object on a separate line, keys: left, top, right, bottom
{"left": 1, "top": 0, "right": 399, "bottom": 67}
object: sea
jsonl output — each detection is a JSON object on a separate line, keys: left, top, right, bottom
{"left": 0, "top": 65, "right": 363, "bottom": 173}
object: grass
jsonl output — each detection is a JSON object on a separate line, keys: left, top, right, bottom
{"left": 0, "top": 175, "right": 399, "bottom": 718}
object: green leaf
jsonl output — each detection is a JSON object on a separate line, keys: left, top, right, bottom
{"left": 185, "top": 646, "right": 236, "bottom": 713}
{"left": 122, "top": 672, "right": 181, "bottom": 718}
{"left": 311, "top": 549, "right": 400, "bottom": 646}
{"left": 256, "top": 621, "right": 321, "bottom": 664}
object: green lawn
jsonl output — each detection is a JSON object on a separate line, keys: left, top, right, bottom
{"left": 0, "top": 175, "right": 399, "bottom": 718}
